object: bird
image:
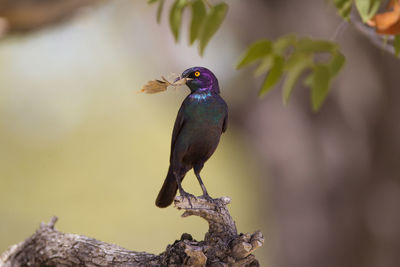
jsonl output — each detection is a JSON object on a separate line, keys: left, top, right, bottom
{"left": 155, "top": 66, "right": 228, "bottom": 208}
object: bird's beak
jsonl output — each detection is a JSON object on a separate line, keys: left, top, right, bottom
{"left": 176, "top": 69, "right": 193, "bottom": 83}
{"left": 174, "top": 75, "right": 192, "bottom": 84}
{"left": 174, "top": 76, "right": 182, "bottom": 83}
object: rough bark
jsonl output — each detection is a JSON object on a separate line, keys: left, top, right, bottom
{"left": 0, "top": 196, "right": 263, "bottom": 267}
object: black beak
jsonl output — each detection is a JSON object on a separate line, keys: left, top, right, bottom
{"left": 174, "top": 73, "right": 192, "bottom": 83}
{"left": 174, "top": 76, "right": 182, "bottom": 83}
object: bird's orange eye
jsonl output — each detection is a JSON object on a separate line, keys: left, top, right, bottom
{"left": 194, "top": 71, "right": 200, "bottom": 77}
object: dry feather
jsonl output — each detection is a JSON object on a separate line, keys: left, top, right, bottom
{"left": 139, "top": 74, "right": 192, "bottom": 94}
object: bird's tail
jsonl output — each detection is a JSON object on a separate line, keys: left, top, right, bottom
{"left": 155, "top": 166, "right": 178, "bottom": 208}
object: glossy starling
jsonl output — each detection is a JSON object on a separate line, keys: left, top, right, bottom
{"left": 155, "top": 67, "right": 228, "bottom": 208}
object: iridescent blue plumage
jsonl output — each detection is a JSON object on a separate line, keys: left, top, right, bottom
{"left": 189, "top": 91, "right": 212, "bottom": 101}
{"left": 155, "top": 67, "right": 228, "bottom": 208}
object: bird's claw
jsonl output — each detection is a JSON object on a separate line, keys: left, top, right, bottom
{"left": 180, "top": 192, "right": 196, "bottom": 208}
{"left": 201, "top": 193, "right": 214, "bottom": 203}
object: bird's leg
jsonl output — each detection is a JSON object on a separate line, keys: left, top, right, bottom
{"left": 194, "top": 166, "right": 213, "bottom": 201}
{"left": 174, "top": 171, "right": 194, "bottom": 208}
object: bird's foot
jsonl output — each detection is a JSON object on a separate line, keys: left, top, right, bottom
{"left": 179, "top": 191, "right": 197, "bottom": 208}
{"left": 200, "top": 193, "right": 214, "bottom": 203}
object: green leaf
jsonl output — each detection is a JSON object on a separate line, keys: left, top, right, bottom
{"left": 236, "top": 35, "right": 346, "bottom": 111}
{"left": 148, "top": 0, "right": 159, "bottom": 4}
{"left": 254, "top": 56, "right": 273, "bottom": 77}
{"left": 355, "top": 0, "right": 382, "bottom": 22}
{"left": 333, "top": 0, "right": 352, "bottom": 21}
{"left": 169, "top": 0, "right": 187, "bottom": 42}
{"left": 282, "top": 53, "right": 312, "bottom": 104}
{"left": 189, "top": 0, "right": 207, "bottom": 45}
{"left": 259, "top": 55, "right": 284, "bottom": 96}
{"left": 328, "top": 52, "right": 346, "bottom": 76}
{"left": 199, "top": 3, "right": 228, "bottom": 55}
{"left": 156, "top": 0, "right": 165, "bottom": 24}
{"left": 369, "top": 0, "right": 381, "bottom": 20}
{"left": 273, "top": 35, "right": 297, "bottom": 55}
{"left": 296, "top": 38, "right": 338, "bottom": 53}
{"left": 311, "top": 65, "right": 332, "bottom": 111}
{"left": 236, "top": 40, "right": 272, "bottom": 68}
{"left": 303, "top": 73, "right": 313, "bottom": 87}
{"left": 394, "top": 35, "right": 400, "bottom": 57}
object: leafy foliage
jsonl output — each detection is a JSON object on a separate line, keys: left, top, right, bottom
{"left": 156, "top": 0, "right": 165, "bottom": 23}
{"left": 190, "top": 0, "right": 206, "bottom": 44}
{"left": 236, "top": 40, "right": 272, "bottom": 68}
{"left": 147, "top": 1, "right": 350, "bottom": 111}
{"left": 148, "top": 0, "right": 228, "bottom": 55}
{"left": 332, "top": 0, "right": 382, "bottom": 21}
{"left": 198, "top": 3, "right": 228, "bottom": 55}
{"left": 333, "top": 0, "right": 352, "bottom": 21}
{"left": 169, "top": 0, "right": 187, "bottom": 41}
{"left": 355, "top": 0, "right": 382, "bottom": 22}
{"left": 333, "top": 0, "right": 400, "bottom": 58}
{"left": 237, "top": 36, "right": 346, "bottom": 111}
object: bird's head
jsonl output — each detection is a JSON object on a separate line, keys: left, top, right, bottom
{"left": 177, "top": 66, "right": 220, "bottom": 94}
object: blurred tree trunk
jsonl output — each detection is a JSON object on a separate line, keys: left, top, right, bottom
{"left": 0, "top": 0, "right": 99, "bottom": 35}
{"left": 231, "top": 1, "right": 400, "bottom": 267}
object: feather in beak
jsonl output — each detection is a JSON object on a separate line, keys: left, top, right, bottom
{"left": 140, "top": 74, "right": 191, "bottom": 94}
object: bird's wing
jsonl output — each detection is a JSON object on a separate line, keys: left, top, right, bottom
{"left": 170, "top": 103, "right": 185, "bottom": 159}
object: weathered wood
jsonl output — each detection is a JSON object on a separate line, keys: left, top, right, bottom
{"left": 0, "top": 196, "right": 264, "bottom": 267}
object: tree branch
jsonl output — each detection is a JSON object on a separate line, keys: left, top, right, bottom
{"left": 0, "top": 196, "right": 264, "bottom": 267}
{"left": 0, "top": 0, "right": 101, "bottom": 37}
{"left": 350, "top": 10, "right": 396, "bottom": 55}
